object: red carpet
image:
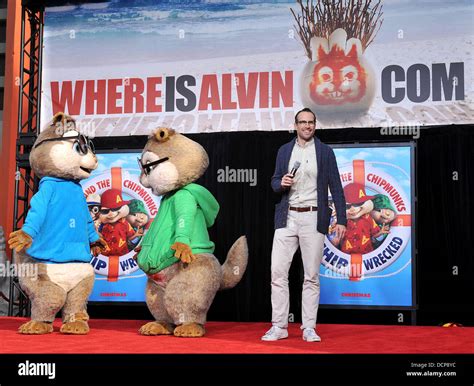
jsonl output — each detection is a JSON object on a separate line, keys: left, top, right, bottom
{"left": 0, "top": 317, "right": 472, "bottom": 354}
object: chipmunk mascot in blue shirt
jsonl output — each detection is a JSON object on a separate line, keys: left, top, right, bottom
{"left": 8, "top": 113, "right": 107, "bottom": 335}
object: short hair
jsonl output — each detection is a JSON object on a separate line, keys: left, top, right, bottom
{"left": 295, "top": 108, "right": 317, "bottom": 123}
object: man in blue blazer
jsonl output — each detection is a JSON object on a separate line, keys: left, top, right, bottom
{"left": 262, "top": 108, "right": 347, "bottom": 342}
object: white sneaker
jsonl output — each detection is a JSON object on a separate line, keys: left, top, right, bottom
{"left": 261, "top": 326, "right": 288, "bottom": 341}
{"left": 302, "top": 328, "right": 321, "bottom": 342}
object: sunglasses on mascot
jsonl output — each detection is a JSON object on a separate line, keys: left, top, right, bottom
{"left": 34, "top": 134, "right": 95, "bottom": 155}
{"left": 99, "top": 207, "right": 121, "bottom": 215}
{"left": 137, "top": 157, "right": 170, "bottom": 176}
{"left": 88, "top": 205, "right": 101, "bottom": 215}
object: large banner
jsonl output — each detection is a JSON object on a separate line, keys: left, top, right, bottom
{"left": 80, "top": 152, "right": 158, "bottom": 302}
{"left": 41, "top": 1, "right": 474, "bottom": 135}
{"left": 321, "top": 143, "right": 414, "bottom": 307}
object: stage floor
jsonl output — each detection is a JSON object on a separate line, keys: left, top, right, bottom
{"left": 0, "top": 317, "right": 472, "bottom": 354}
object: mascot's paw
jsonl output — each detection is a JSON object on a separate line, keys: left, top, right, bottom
{"left": 171, "top": 242, "right": 195, "bottom": 264}
{"left": 8, "top": 230, "right": 33, "bottom": 253}
{"left": 174, "top": 323, "right": 206, "bottom": 338}
{"left": 18, "top": 320, "right": 53, "bottom": 335}
{"left": 139, "top": 321, "right": 174, "bottom": 336}
{"left": 60, "top": 320, "right": 89, "bottom": 335}
{"left": 132, "top": 245, "right": 142, "bottom": 261}
{"left": 90, "top": 237, "right": 109, "bottom": 257}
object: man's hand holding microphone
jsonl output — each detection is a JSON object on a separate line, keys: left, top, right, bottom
{"left": 281, "top": 161, "right": 300, "bottom": 189}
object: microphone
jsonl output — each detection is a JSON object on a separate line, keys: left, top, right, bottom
{"left": 289, "top": 161, "right": 301, "bottom": 177}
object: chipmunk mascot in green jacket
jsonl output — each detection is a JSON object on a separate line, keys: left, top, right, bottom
{"left": 136, "top": 127, "right": 248, "bottom": 337}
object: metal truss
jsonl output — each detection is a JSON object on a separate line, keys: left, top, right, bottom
{"left": 8, "top": 2, "right": 44, "bottom": 317}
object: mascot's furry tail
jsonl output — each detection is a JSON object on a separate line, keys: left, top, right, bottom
{"left": 219, "top": 236, "right": 248, "bottom": 290}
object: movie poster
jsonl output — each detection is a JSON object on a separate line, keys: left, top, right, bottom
{"left": 41, "top": 1, "right": 474, "bottom": 134}
{"left": 321, "top": 144, "right": 413, "bottom": 307}
{"left": 80, "top": 152, "right": 159, "bottom": 302}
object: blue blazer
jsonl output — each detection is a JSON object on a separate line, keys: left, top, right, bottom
{"left": 271, "top": 137, "right": 347, "bottom": 234}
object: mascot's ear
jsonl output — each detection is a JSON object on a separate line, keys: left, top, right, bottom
{"left": 52, "top": 112, "right": 76, "bottom": 134}
{"left": 153, "top": 127, "right": 175, "bottom": 142}
{"left": 52, "top": 112, "right": 66, "bottom": 125}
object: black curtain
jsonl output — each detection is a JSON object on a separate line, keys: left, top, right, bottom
{"left": 91, "top": 125, "right": 473, "bottom": 326}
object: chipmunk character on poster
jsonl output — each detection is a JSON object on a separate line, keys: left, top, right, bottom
{"left": 81, "top": 153, "right": 160, "bottom": 302}
{"left": 322, "top": 145, "right": 413, "bottom": 307}
{"left": 136, "top": 128, "right": 248, "bottom": 337}
{"left": 8, "top": 113, "right": 107, "bottom": 335}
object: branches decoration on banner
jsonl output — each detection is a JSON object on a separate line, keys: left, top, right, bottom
{"left": 291, "top": 0, "right": 384, "bottom": 59}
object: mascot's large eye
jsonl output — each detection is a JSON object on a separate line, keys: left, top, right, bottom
{"left": 73, "top": 142, "right": 82, "bottom": 154}
{"left": 321, "top": 73, "right": 332, "bottom": 82}
{"left": 138, "top": 156, "right": 170, "bottom": 176}
{"left": 145, "top": 161, "right": 156, "bottom": 173}
{"left": 342, "top": 65, "right": 358, "bottom": 81}
{"left": 145, "top": 160, "right": 154, "bottom": 167}
{"left": 142, "top": 160, "right": 157, "bottom": 175}
{"left": 317, "top": 66, "right": 333, "bottom": 83}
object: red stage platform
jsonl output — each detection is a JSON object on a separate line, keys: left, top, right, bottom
{"left": 0, "top": 317, "right": 472, "bottom": 354}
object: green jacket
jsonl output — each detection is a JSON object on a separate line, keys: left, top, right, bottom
{"left": 137, "top": 183, "right": 219, "bottom": 274}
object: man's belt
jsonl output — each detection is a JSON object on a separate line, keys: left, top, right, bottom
{"left": 289, "top": 206, "right": 318, "bottom": 212}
